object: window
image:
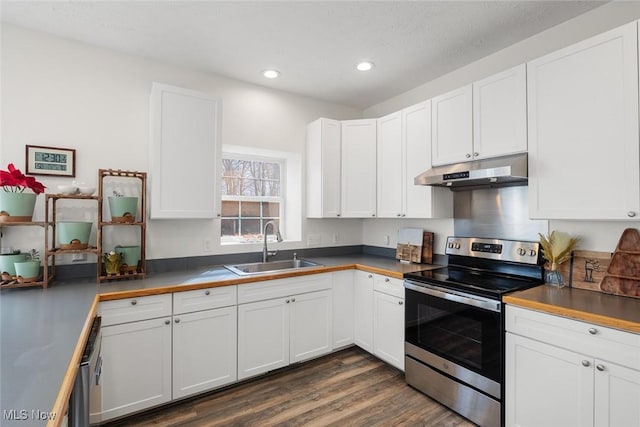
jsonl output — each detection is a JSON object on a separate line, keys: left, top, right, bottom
{"left": 221, "top": 156, "right": 284, "bottom": 244}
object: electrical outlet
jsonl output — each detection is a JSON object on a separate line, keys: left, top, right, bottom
{"left": 307, "top": 234, "right": 321, "bottom": 246}
{"left": 203, "top": 239, "right": 212, "bottom": 252}
{"left": 383, "top": 235, "right": 390, "bottom": 246}
{"left": 71, "top": 253, "right": 86, "bottom": 262}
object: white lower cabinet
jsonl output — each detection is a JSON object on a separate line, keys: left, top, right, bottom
{"left": 353, "top": 271, "right": 374, "bottom": 352}
{"left": 172, "top": 305, "right": 237, "bottom": 399}
{"left": 332, "top": 270, "right": 355, "bottom": 349}
{"left": 100, "top": 316, "right": 173, "bottom": 422}
{"left": 237, "top": 274, "right": 333, "bottom": 380}
{"left": 237, "top": 296, "right": 290, "bottom": 379}
{"left": 373, "top": 276, "right": 405, "bottom": 371}
{"left": 506, "top": 305, "right": 640, "bottom": 427}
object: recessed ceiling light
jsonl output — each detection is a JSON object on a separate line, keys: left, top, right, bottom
{"left": 263, "top": 69, "right": 280, "bottom": 79}
{"left": 356, "top": 61, "right": 375, "bottom": 72}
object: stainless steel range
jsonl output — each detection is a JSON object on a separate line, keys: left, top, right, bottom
{"left": 403, "top": 236, "right": 544, "bottom": 427}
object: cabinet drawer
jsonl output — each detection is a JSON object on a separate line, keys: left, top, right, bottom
{"left": 173, "top": 285, "right": 237, "bottom": 314}
{"left": 100, "top": 294, "right": 172, "bottom": 326}
{"left": 373, "top": 275, "right": 404, "bottom": 299}
{"left": 238, "top": 273, "right": 331, "bottom": 304}
{"left": 506, "top": 305, "right": 640, "bottom": 369}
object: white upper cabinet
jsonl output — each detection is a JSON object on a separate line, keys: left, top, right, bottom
{"left": 377, "top": 102, "right": 452, "bottom": 218}
{"left": 473, "top": 64, "right": 527, "bottom": 160}
{"left": 431, "top": 84, "right": 473, "bottom": 166}
{"left": 341, "top": 119, "right": 377, "bottom": 218}
{"left": 527, "top": 22, "right": 640, "bottom": 220}
{"left": 306, "top": 118, "right": 342, "bottom": 218}
{"left": 150, "top": 83, "right": 222, "bottom": 219}
{"left": 432, "top": 65, "right": 527, "bottom": 167}
{"left": 376, "top": 111, "right": 403, "bottom": 218}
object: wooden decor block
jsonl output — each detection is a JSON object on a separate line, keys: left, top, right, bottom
{"left": 566, "top": 250, "right": 612, "bottom": 292}
{"left": 599, "top": 228, "right": 640, "bottom": 298}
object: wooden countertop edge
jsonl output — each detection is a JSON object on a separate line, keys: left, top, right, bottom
{"left": 504, "top": 295, "right": 640, "bottom": 334}
{"left": 96, "top": 263, "right": 414, "bottom": 300}
{"left": 47, "top": 261, "right": 415, "bottom": 426}
{"left": 47, "top": 296, "right": 100, "bottom": 427}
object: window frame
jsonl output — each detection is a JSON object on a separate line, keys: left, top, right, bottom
{"left": 220, "top": 152, "right": 286, "bottom": 244}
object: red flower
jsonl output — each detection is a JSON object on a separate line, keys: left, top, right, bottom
{"left": 0, "top": 163, "right": 46, "bottom": 194}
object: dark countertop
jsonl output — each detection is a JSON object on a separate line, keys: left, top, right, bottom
{"left": 0, "top": 254, "right": 439, "bottom": 427}
{"left": 504, "top": 285, "right": 640, "bottom": 333}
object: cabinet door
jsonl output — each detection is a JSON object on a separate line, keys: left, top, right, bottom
{"left": 341, "top": 119, "right": 377, "bottom": 218}
{"left": 237, "top": 298, "right": 289, "bottom": 380}
{"left": 376, "top": 112, "right": 403, "bottom": 218}
{"left": 431, "top": 85, "right": 473, "bottom": 166}
{"left": 505, "top": 333, "right": 594, "bottom": 427}
{"left": 473, "top": 64, "right": 527, "bottom": 160}
{"left": 290, "top": 289, "right": 332, "bottom": 363}
{"left": 99, "top": 317, "right": 172, "bottom": 422}
{"left": 332, "top": 270, "right": 355, "bottom": 349}
{"left": 150, "top": 83, "right": 222, "bottom": 219}
{"left": 172, "top": 306, "right": 237, "bottom": 399}
{"left": 306, "top": 118, "right": 341, "bottom": 218}
{"left": 594, "top": 360, "right": 640, "bottom": 427}
{"left": 353, "top": 271, "right": 374, "bottom": 353}
{"left": 527, "top": 22, "right": 639, "bottom": 220}
{"left": 373, "top": 291, "right": 405, "bottom": 371}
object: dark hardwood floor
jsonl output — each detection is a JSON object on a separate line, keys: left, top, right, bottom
{"left": 106, "top": 347, "right": 475, "bottom": 427}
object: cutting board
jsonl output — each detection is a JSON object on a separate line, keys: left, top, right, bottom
{"left": 396, "top": 228, "right": 433, "bottom": 264}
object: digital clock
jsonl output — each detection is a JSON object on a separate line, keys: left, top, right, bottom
{"left": 26, "top": 145, "right": 75, "bottom": 177}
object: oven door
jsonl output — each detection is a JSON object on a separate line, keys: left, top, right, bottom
{"left": 404, "top": 280, "right": 502, "bottom": 395}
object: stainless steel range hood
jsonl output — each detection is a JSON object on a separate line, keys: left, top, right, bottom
{"left": 415, "top": 153, "right": 528, "bottom": 190}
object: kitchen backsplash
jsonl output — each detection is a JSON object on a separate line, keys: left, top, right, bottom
{"left": 453, "top": 186, "right": 548, "bottom": 242}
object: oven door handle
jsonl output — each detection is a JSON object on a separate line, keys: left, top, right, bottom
{"left": 404, "top": 280, "right": 501, "bottom": 312}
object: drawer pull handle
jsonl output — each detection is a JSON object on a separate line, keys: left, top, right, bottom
{"left": 628, "top": 211, "right": 637, "bottom": 218}
{"left": 164, "top": 319, "right": 170, "bottom": 325}
{"left": 286, "top": 299, "right": 290, "bottom": 304}
{"left": 131, "top": 300, "right": 137, "bottom": 306}
{"left": 596, "top": 364, "right": 605, "bottom": 372}
{"left": 368, "top": 275, "right": 373, "bottom": 279}
{"left": 398, "top": 301, "right": 403, "bottom": 305}
{"left": 581, "top": 360, "right": 590, "bottom": 367}
{"left": 291, "top": 298, "right": 296, "bottom": 303}
{"left": 174, "top": 318, "right": 180, "bottom": 323}
{"left": 588, "top": 328, "right": 598, "bottom": 335}
{"left": 385, "top": 278, "right": 390, "bottom": 283}
{"left": 205, "top": 290, "right": 210, "bottom": 296}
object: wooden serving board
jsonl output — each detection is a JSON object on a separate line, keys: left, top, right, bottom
{"left": 599, "top": 228, "right": 640, "bottom": 298}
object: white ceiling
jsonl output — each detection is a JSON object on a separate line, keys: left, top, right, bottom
{"left": 1, "top": 1, "right": 606, "bottom": 109}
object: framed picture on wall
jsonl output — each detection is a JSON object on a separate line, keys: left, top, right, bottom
{"left": 25, "top": 145, "right": 76, "bottom": 177}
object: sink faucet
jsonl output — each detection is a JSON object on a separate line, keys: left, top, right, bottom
{"left": 263, "top": 220, "right": 283, "bottom": 262}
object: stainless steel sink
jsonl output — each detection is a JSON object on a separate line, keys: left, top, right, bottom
{"left": 224, "top": 259, "right": 322, "bottom": 276}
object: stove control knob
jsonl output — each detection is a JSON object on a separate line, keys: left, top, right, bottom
{"left": 454, "top": 243, "right": 461, "bottom": 249}
{"left": 529, "top": 249, "right": 537, "bottom": 257}
{"left": 518, "top": 248, "right": 527, "bottom": 256}
{"left": 448, "top": 243, "right": 454, "bottom": 249}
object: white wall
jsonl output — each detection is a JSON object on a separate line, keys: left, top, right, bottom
{"left": 0, "top": 24, "right": 364, "bottom": 261}
{"left": 362, "top": 1, "right": 640, "bottom": 254}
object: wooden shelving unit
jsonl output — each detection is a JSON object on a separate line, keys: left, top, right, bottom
{"left": 97, "top": 169, "right": 147, "bottom": 282}
{"left": 45, "top": 193, "right": 100, "bottom": 286}
{"left": 0, "top": 221, "right": 49, "bottom": 289}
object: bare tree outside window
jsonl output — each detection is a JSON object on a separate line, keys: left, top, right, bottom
{"left": 221, "top": 156, "right": 283, "bottom": 243}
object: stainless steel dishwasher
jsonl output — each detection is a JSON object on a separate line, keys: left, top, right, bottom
{"left": 69, "top": 316, "right": 102, "bottom": 426}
